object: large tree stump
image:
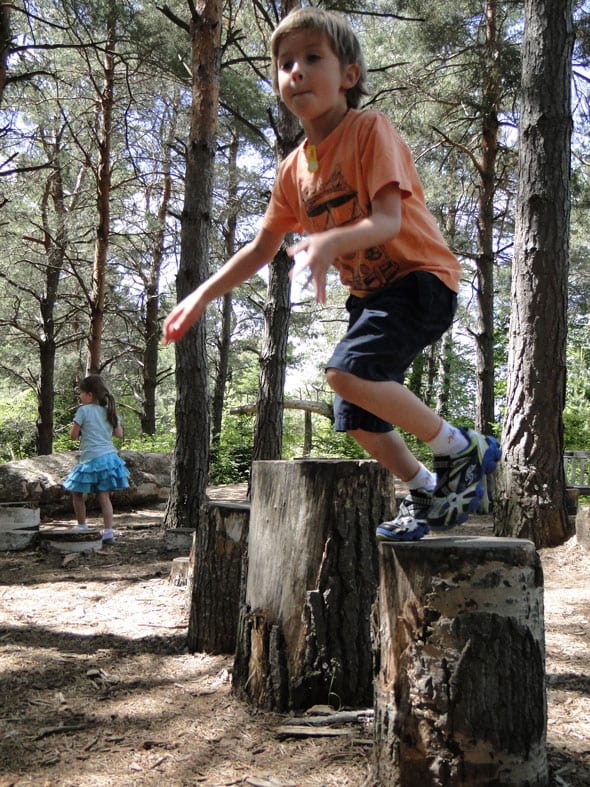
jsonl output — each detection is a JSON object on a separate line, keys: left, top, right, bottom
{"left": 576, "top": 504, "right": 590, "bottom": 552}
{"left": 375, "top": 536, "right": 547, "bottom": 786}
{"left": 233, "top": 459, "right": 395, "bottom": 712}
{"left": 186, "top": 500, "right": 250, "bottom": 655}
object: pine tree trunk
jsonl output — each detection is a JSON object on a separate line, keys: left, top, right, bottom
{"left": 141, "top": 90, "right": 179, "bottom": 435}
{"left": 252, "top": 6, "right": 301, "bottom": 463}
{"left": 165, "top": 0, "right": 222, "bottom": 529}
{"left": 495, "top": 0, "right": 574, "bottom": 547}
{"left": 374, "top": 536, "right": 547, "bottom": 786}
{"left": 233, "top": 459, "right": 394, "bottom": 712}
{"left": 87, "top": 5, "right": 116, "bottom": 375}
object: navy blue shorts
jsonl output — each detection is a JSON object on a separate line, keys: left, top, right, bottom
{"left": 326, "top": 271, "right": 457, "bottom": 433}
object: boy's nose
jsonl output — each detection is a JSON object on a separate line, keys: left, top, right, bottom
{"left": 291, "top": 60, "right": 304, "bottom": 79}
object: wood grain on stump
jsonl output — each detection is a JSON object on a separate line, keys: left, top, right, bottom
{"left": 186, "top": 501, "right": 250, "bottom": 655}
{"left": 233, "top": 459, "right": 395, "bottom": 712}
{"left": 374, "top": 536, "right": 547, "bottom": 786}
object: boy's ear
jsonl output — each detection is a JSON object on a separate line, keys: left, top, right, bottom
{"left": 342, "top": 62, "right": 361, "bottom": 88}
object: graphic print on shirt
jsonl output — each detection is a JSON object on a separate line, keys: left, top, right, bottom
{"left": 299, "top": 167, "right": 401, "bottom": 293}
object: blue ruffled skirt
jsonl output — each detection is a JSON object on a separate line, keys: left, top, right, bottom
{"left": 63, "top": 452, "right": 129, "bottom": 494}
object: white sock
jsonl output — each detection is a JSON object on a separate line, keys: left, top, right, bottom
{"left": 427, "top": 420, "right": 469, "bottom": 456}
{"left": 405, "top": 463, "right": 437, "bottom": 493}
{"left": 102, "top": 528, "right": 114, "bottom": 539}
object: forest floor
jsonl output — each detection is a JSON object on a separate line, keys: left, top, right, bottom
{"left": 0, "top": 484, "right": 589, "bottom": 786}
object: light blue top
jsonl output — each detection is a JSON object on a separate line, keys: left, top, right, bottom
{"left": 74, "top": 404, "right": 118, "bottom": 463}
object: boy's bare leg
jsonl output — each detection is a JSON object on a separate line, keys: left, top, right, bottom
{"left": 97, "top": 491, "right": 114, "bottom": 529}
{"left": 325, "top": 369, "right": 441, "bottom": 441}
{"left": 348, "top": 428, "right": 420, "bottom": 482}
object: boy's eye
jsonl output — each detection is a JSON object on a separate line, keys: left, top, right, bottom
{"left": 280, "top": 59, "right": 294, "bottom": 71}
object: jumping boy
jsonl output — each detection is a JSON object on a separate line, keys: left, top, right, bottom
{"left": 162, "top": 7, "right": 501, "bottom": 541}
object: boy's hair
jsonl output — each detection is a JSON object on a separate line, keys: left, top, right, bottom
{"left": 79, "top": 375, "right": 118, "bottom": 428}
{"left": 270, "top": 8, "right": 368, "bottom": 109}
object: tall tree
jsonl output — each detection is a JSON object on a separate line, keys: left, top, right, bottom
{"left": 0, "top": 0, "right": 9, "bottom": 106}
{"left": 495, "top": 0, "right": 574, "bottom": 546}
{"left": 211, "top": 129, "right": 239, "bottom": 448}
{"left": 87, "top": 0, "right": 117, "bottom": 374}
{"left": 140, "top": 89, "right": 181, "bottom": 435}
{"left": 251, "top": 0, "right": 300, "bottom": 463}
{"left": 163, "top": 0, "right": 222, "bottom": 528}
{"left": 371, "top": 0, "right": 520, "bottom": 433}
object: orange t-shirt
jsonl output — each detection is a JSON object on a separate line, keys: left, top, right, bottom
{"left": 262, "top": 109, "right": 461, "bottom": 296}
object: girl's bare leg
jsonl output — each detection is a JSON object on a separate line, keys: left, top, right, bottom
{"left": 97, "top": 491, "right": 114, "bottom": 529}
{"left": 71, "top": 492, "right": 86, "bottom": 525}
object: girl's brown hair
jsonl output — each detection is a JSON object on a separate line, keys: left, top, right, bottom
{"left": 79, "top": 375, "right": 118, "bottom": 428}
{"left": 270, "top": 8, "right": 368, "bottom": 109}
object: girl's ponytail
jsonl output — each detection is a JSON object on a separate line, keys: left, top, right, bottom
{"left": 104, "top": 391, "right": 118, "bottom": 429}
{"left": 79, "top": 375, "right": 119, "bottom": 428}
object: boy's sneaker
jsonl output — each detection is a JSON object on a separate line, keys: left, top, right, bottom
{"left": 428, "top": 428, "right": 501, "bottom": 530}
{"left": 102, "top": 529, "right": 116, "bottom": 545}
{"left": 72, "top": 523, "right": 89, "bottom": 533}
{"left": 376, "top": 489, "right": 432, "bottom": 542}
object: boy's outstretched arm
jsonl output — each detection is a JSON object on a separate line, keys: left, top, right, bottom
{"left": 162, "top": 228, "right": 284, "bottom": 344}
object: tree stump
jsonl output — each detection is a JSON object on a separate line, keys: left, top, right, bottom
{"left": 169, "top": 556, "right": 190, "bottom": 587}
{"left": 576, "top": 504, "right": 590, "bottom": 552}
{"left": 233, "top": 459, "right": 395, "bottom": 712}
{"left": 186, "top": 500, "right": 250, "bottom": 655}
{"left": 374, "top": 536, "right": 547, "bottom": 786}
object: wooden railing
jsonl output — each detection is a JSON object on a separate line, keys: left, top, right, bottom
{"left": 564, "top": 451, "right": 590, "bottom": 495}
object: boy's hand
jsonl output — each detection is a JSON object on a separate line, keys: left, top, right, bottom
{"left": 289, "top": 235, "right": 335, "bottom": 305}
{"left": 162, "top": 291, "right": 206, "bottom": 344}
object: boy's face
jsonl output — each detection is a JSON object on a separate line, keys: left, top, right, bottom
{"left": 276, "top": 30, "right": 359, "bottom": 125}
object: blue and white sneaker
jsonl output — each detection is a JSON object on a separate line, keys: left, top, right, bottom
{"left": 428, "top": 428, "right": 501, "bottom": 530}
{"left": 376, "top": 489, "right": 432, "bottom": 542}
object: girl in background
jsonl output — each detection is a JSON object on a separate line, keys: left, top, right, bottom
{"left": 62, "top": 375, "right": 129, "bottom": 544}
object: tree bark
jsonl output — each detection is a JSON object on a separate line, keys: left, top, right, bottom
{"left": 187, "top": 500, "right": 250, "bottom": 654}
{"left": 374, "top": 536, "right": 547, "bottom": 786}
{"left": 495, "top": 0, "right": 574, "bottom": 547}
{"left": 474, "top": 1, "right": 500, "bottom": 436}
{"left": 211, "top": 130, "right": 239, "bottom": 447}
{"left": 252, "top": 0, "right": 302, "bottom": 463}
{"left": 36, "top": 166, "right": 64, "bottom": 454}
{"left": 165, "top": 0, "right": 222, "bottom": 530}
{"left": 87, "top": 3, "right": 116, "bottom": 375}
{"left": 233, "top": 459, "right": 394, "bottom": 712}
{"left": 141, "top": 90, "right": 180, "bottom": 435}
{"left": 0, "top": 1, "right": 8, "bottom": 106}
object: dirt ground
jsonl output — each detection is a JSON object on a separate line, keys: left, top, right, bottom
{"left": 0, "top": 486, "right": 589, "bottom": 787}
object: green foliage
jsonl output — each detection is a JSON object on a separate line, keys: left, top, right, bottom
{"left": 121, "top": 432, "right": 176, "bottom": 453}
{"left": 0, "top": 390, "right": 37, "bottom": 461}
{"left": 1, "top": 0, "right": 588, "bottom": 482}
{"left": 564, "top": 338, "right": 590, "bottom": 449}
{"left": 209, "top": 414, "right": 256, "bottom": 485}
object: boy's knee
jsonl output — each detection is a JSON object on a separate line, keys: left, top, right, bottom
{"left": 326, "top": 366, "right": 346, "bottom": 392}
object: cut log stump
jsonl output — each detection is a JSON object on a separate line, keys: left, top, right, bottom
{"left": 169, "top": 556, "right": 190, "bottom": 586}
{"left": 233, "top": 459, "right": 395, "bottom": 712}
{"left": 186, "top": 500, "right": 250, "bottom": 655}
{"left": 0, "top": 503, "right": 40, "bottom": 551}
{"left": 374, "top": 536, "right": 547, "bottom": 786}
{"left": 577, "top": 504, "right": 590, "bottom": 552}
